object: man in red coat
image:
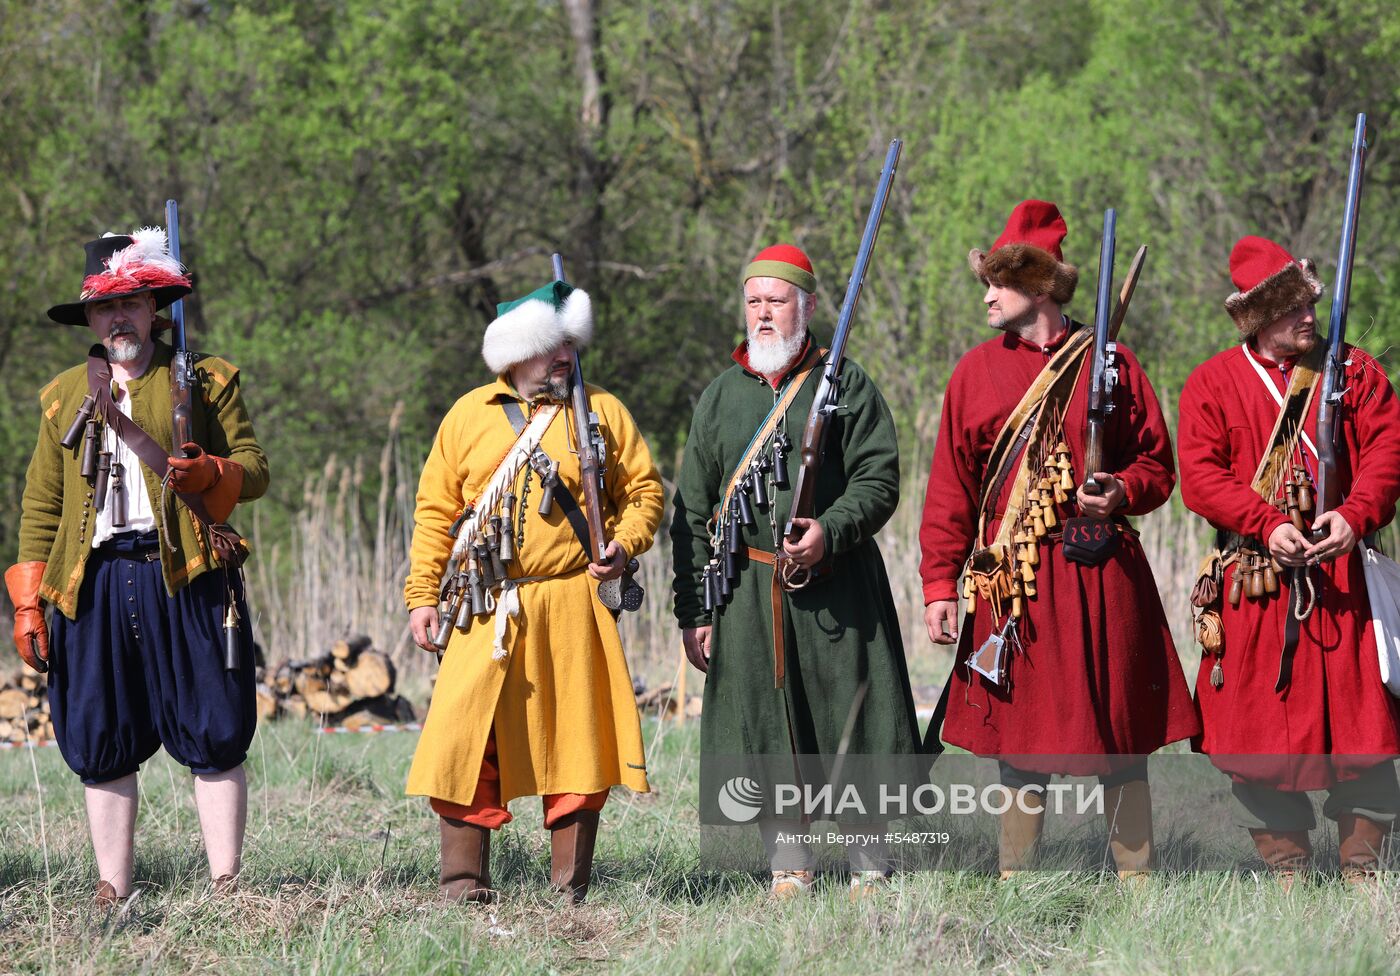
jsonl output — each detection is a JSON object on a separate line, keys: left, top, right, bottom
{"left": 920, "top": 200, "right": 1199, "bottom": 878}
{"left": 1178, "top": 234, "right": 1400, "bottom": 882}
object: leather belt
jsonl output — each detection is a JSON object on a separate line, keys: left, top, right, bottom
{"left": 745, "top": 547, "right": 786, "bottom": 689}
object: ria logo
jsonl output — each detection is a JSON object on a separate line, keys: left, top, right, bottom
{"left": 717, "top": 776, "right": 763, "bottom": 823}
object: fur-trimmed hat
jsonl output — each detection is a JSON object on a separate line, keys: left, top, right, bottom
{"left": 482, "top": 280, "right": 593, "bottom": 375}
{"left": 1224, "top": 235, "right": 1325, "bottom": 338}
{"left": 743, "top": 243, "right": 817, "bottom": 294}
{"left": 968, "top": 200, "right": 1078, "bottom": 305}
{"left": 47, "top": 229, "right": 192, "bottom": 326}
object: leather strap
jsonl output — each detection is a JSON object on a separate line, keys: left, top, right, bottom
{"left": 977, "top": 326, "right": 1093, "bottom": 523}
{"left": 1248, "top": 342, "right": 1325, "bottom": 500}
{"left": 1278, "top": 578, "right": 1304, "bottom": 692}
{"left": 1242, "top": 343, "right": 1324, "bottom": 692}
{"left": 719, "top": 345, "right": 825, "bottom": 521}
{"left": 745, "top": 547, "right": 786, "bottom": 688}
{"left": 85, "top": 349, "right": 232, "bottom": 538}
{"left": 975, "top": 327, "right": 1094, "bottom": 554}
{"left": 500, "top": 400, "right": 593, "bottom": 559}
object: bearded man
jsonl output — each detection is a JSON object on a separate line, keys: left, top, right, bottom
{"left": 1178, "top": 235, "right": 1400, "bottom": 883}
{"left": 405, "top": 279, "right": 663, "bottom": 904}
{"left": 670, "top": 244, "right": 921, "bottom": 899}
{"left": 8, "top": 229, "right": 268, "bottom": 904}
{"left": 919, "top": 200, "right": 1199, "bottom": 879}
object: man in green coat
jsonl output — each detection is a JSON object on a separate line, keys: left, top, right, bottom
{"left": 671, "top": 244, "right": 921, "bottom": 898}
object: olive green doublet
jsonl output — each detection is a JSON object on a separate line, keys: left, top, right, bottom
{"left": 18, "top": 338, "right": 269, "bottom": 618}
{"left": 671, "top": 343, "right": 922, "bottom": 766}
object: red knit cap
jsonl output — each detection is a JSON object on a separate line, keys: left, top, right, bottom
{"left": 1223, "top": 235, "right": 1324, "bottom": 338}
{"left": 968, "top": 200, "right": 1078, "bottom": 304}
{"left": 1229, "top": 236, "right": 1304, "bottom": 292}
{"left": 990, "top": 200, "right": 1069, "bottom": 260}
{"left": 743, "top": 243, "right": 816, "bottom": 294}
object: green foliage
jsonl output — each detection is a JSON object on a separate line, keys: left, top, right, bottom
{"left": 4, "top": 0, "right": 1400, "bottom": 553}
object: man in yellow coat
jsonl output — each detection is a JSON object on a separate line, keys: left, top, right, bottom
{"left": 404, "top": 279, "right": 663, "bottom": 904}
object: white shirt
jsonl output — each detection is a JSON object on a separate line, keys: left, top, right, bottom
{"left": 91, "top": 385, "right": 157, "bottom": 546}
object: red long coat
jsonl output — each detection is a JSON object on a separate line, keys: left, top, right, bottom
{"left": 920, "top": 327, "right": 1200, "bottom": 774}
{"left": 1178, "top": 342, "right": 1400, "bottom": 789}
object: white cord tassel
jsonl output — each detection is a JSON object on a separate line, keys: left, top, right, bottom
{"left": 448, "top": 404, "right": 561, "bottom": 563}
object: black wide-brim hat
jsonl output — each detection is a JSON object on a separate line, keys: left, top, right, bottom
{"left": 47, "top": 230, "right": 193, "bottom": 327}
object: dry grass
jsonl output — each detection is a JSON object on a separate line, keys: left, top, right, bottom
{"left": 236, "top": 418, "right": 1212, "bottom": 710}
{"left": 6, "top": 720, "right": 1400, "bottom": 975}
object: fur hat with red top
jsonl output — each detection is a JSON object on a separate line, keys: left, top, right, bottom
{"left": 969, "top": 199, "right": 1078, "bottom": 305}
{"left": 1224, "top": 235, "right": 1324, "bottom": 338}
{"left": 47, "top": 228, "right": 192, "bottom": 327}
{"left": 743, "top": 243, "right": 817, "bottom": 294}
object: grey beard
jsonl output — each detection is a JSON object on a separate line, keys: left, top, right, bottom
{"left": 106, "top": 333, "right": 143, "bottom": 364}
{"left": 746, "top": 328, "right": 806, "bottom": 376}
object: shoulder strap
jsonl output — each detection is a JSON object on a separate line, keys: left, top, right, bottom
{"left": 86, "top": 349, "right": 226, "bottom": 531}
{"left": 975, "top": 327, "right": 1094, "bottom": 539}
{"left": 719, "top": 344, "right": 826, "bottom": 518}
{"left": 1247, "top": 342, "right": 1325, "bottom": 502}
{"left": 500, "top": 400, "right": 593, "bottom": 560}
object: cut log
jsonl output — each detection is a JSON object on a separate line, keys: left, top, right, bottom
{"left": 255, "top": 685, "right": 278, "bottom": 721}
{"left": 282, "top": 697, "right": 308, "bottom": 720}
{"left": 0, "top": 689, "right": 29, "bottom": 720}
{"left": 330, "top": 635, "right": 372, "bottom": 661}
{"left": 302, "top": 686, "right": 355, "bottom": 716}
{"left": 343, "top": 651, "right": 394, "bottom": 700}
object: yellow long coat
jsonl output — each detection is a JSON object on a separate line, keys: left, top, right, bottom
{"left": 404, "top": 377, "right": 662, "bottom": 805}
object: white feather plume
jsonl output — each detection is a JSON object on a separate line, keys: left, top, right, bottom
{"left": 103, "top": 226, "right": 186, "bottom": 277}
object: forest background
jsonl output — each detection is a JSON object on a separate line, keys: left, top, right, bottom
{"left": 3, "top": 0, "right": 1400, "bottom": 689}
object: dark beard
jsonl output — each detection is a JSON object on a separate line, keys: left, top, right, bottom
{"left": 992, "top": 305, "right": 1038, "bottom": 334}
{"left": 534, "top": 375, "right": 570, "bottom": 401}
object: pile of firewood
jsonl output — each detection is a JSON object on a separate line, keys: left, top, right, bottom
{"left": 0, "top": 671, "right": 53, "bottom": 745}
{"left": 256, "top": 635, "right": 416, "bottom": 729}
{"left": 635, "top": 681, "right": 702, "bottom": 720}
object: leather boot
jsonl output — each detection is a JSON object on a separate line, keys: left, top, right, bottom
{"left": 998, "top": 788, "right": 1046, "bottom": 880}
{"left": 439, "top": 816, "right": 496, "bottom": 903}
{"left": 1338, "top": 813, "right": 1390, "bottom": 885}
{"left": 1249, "top": 828, "right": 1311, "bottom": 892}
{"left": 1104, "top": 780, "right": 1155, "bottom": 881}
{"left": 550, "top": 810, "right": 600, "bottom": 904}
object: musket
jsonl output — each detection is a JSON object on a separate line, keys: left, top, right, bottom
{"left": 1314, "top": 113, "right": 1372, "bottom": 534}
{"left": 551, "top": 254, "right": 642, "bottom": 611}
{"left": 167, "top": 200, "right": 239, "bottom": 671}
{"left": 780, "top": 139, "right": 902, "bottom": 588}
{"left": 165, "top": 200, "right": 196, "bottom": 460}
{"left": 1080, "top": 213, "right": 1146, "bottom": 495}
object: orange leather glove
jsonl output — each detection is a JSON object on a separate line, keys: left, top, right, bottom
{"left": 4, "top": 562, "right": 49, "bottom": 674}
{"left": 167, "top": 443, "right": 245, "bottom": 524}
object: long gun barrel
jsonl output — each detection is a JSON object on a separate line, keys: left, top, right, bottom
{"left": 782, "top": 139, "right": 902, "bottom": 541}
{"left": 1081, "top": 209, "right": 1117, "bottom": 493}
{"left": 552, "top": 254, "right": 609, "bottom": 562}
{"left": 166, "top": 199, "right": 197, "bottom": 459}
{"left": 1314, "top": 113, "right": 1372, "bottom": 529}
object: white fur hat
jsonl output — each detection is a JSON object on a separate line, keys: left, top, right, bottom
{"left": 482, "top": 281, "right": 593, "bottom": 374}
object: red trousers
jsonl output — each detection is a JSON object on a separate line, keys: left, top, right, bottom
{"left": 429, "top": 733, "right": 607, "bottom": 829}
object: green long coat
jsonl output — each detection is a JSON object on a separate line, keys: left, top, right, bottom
{"left": 671, "top": 338, "right": 922, "bottom": 768}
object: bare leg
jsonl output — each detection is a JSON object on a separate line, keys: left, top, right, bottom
{"left": 85, "top": 773, "right": 139, "bottom": 897}
{"left": 193, "top": 765, "right": 247, "bottom": 883}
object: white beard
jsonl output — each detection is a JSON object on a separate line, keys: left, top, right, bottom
{"left": 745, "top": 327, "right": 806, "bottom": 376}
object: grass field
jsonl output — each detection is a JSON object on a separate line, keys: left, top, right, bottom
{"left": 4, "top": 718, "right": 1400, "bottom": 975}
